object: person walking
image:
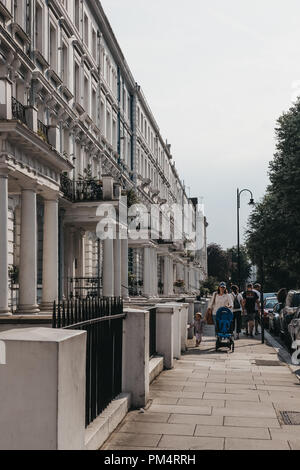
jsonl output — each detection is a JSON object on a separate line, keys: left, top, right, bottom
{"left": 231, "top": 285, "right": 243, "bottom": 339}
{"left": 242, "top": 283, "right": 260, "bottom": 337}
{"left": 189, "top": 313, "right": 206, "bottom": 347}
{"left": 253, "top": 283, "right": 262, "bottom": 335}
{"left": 206, "top": 282, "right": 233, "bottom": 328}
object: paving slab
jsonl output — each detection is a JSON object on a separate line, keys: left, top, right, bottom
{"left": 119, "top": 421, "right": 196, "bottom": 437}
{"left": 168, "top": 414, "right": 224, "bottom": 426}
{"left": 224, "top": 416, "right": 280, "bottom": 428}
{"left": 194, "top": 424, "right": 270, "bottom": 439}
{"left": 125, "top": 412, "right": 170, "bottom": 423}
{"left": 224, "top": 438, "right": 290, "bottom": 450}
{"left": 150, "top": 390, "right": 204, "bottom": 399}
{"left": 104, "top": 432, "right": 162, "bottom": 448}
{"left": 204, "top": 393, "right": 261, "bottom": 402}
{"left": 151, "top": 398, "right": 179, "bottom": 405}
{"left": 177, "top": 398, "right": 226, "bottom": 408}
{"left": 270, "top": 427, "right": 300, "bottom": 441}
{"left": 212, "top": 407, "right": 277, "bottom": 418}
{"left": 158, "top": 435, "right": 224, "bottom": 450}
{"left": 148, "top": 404, "right": 212, "bottom": 415}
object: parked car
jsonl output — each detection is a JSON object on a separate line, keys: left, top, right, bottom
{"left": 279, "top": 290, "right": 300, "bottom": 350}
{"left": 263, "top": 297, "right": 278, "bottom": 329}
{"left": 263, "top": 292, "right": 277, "bottom": 301}
{"left": 268, "top": 302, "right": 282, "bottom": 336}
{"left": 288, "top": 307, "right": 300, "bottom": 345}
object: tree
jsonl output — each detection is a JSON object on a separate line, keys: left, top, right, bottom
{"left": 200, "top": 276, "right": 218, "bottom": 295}
{"left": 246, "top": 98, "right": 300, "bottom": 291}
{"left": 207, "top": 243, "right": 229, "bottom": 281}
{"left": 226, "top": 246, "right": 251, "bottom": 288}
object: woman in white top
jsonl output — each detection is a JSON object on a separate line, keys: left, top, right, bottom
{"left": 206, "top": 282, "right": 233, "bottom": 328}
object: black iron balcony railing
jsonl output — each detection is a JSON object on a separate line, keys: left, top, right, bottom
{"left": 60, "top": 174, "right": 103, "bottom": 203}
{"left": 37, "top": 119, "right": 49, "bottom": 143}
{"left": 11, "top": 97, "right": 27, "bottom": 125}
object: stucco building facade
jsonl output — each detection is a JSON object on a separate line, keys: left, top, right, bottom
{"left": 0, "top": 0, "right": 207, "bottom": 315}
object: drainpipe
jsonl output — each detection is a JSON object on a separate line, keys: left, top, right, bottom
{"left": 117, "top": 66, "right": 121, "bottom": 157}
{"left": 131, "top": 90, "right": 137, "bottom": 185}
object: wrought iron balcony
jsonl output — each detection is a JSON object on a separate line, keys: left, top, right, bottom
{"left": 37, "top": 120, "right": 49, "bottom": 143}
{"left": 60, "top": 174, "right": 103, "bottom": 202}
{"left": 11, "top": 97, "right": 27, "bottom": 125}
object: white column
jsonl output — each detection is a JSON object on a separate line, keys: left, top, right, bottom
{"left": 122, "top": 308, "right": 149, "bottom": 408}
{"left": 18, "top": 188, "right": 39, "bottom": 314}
{"left": 152, "top": 248, "right": 158, "bottom": 297}
{"left": 143, "top": 246, "right": 151, "bottom": 297}
{"left": 0, "top": 327, "right": 86, "bottom": 450}
{"left": 163, "top": 255, "right": 173, "bottom": 296}
{"left": 156, "top": 304, "right": 175, "bottom": 369}
{"left": 184, "top": 265, "right": 189, "bottom": 292}
{"left": 0, "top": 170, "right": 10, "bottom": 315}
{"left": 40, "top": 199, "right": 58, "bottom": 310}
{"left": 113, "top": 236, "right": 121, "bottom": 297}
{"left": 103, "top": 238, "right": 114, "bottom": 297}
{"left": 121, "top": 238, "right": 129, "bottom": 298}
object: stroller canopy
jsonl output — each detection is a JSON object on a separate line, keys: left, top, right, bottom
{"left": 216, "top": 307, "right": 233, "bottom": 322}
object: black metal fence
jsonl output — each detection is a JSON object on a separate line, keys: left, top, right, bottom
{"left": 149, "top": 307, "right": 157, "bottom": 358}
{"left": 12, "top": 97, "right": 27, "bottom": 125}
{"left": 52, "top": 296, "right": 125, "bottom": 427}
{"left": 37, "top": 119, "right": 49, "bottom": 143}
{"left": 60, "top": 174, "right": 103, "bottom": 203}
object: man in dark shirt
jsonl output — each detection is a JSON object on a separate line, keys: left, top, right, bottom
{"left": 242, "top": 283, "right": 260, "bottom": 337}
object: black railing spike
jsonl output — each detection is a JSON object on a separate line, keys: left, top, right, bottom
{"left": 52, "top": 301, "right": 56, "bottom": 328}
{"left": 70, "top": 298, "right": 74, "bottom": 325}
{"left": 57, "top": 302, "right": 61, "bottom": 329}
{"left": 62, "top": 301, "right": 66, "bottom": 328}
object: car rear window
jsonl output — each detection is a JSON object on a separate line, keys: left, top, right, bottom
{"left": 292, "top": 293, "right": 300, "bottom": 308}
{"left": 265, "top": 299, "right": 277, "bottom": 309}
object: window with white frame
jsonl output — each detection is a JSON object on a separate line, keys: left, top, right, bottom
{"left": 92, "top": 28, "right": 97, "bottom": 61}
{"left": 84, "top": 13, "right": 89, "bottom": 47}
{"left": 14, "top": 0, "right": 26, "bottom": 30}
{"left": 35, "top": 2, "right": 43, "bottom": 53}
{"left": 74, "top": 0, "right": 80, "bottom": 30}
{"left": 106, "top": 110, "right": 111, "bottom": 143}
{"left": 74, "top": 62, "right": 80, "bottom": 102}
{"left": 61, "top": 41, "right": 68, "bottom": 85}
{"left": 84, "top": 75, "right": 90, "bottom": 114}
{"left": 100, "top": 100, "right": 105, "bottom": 129}
{"left": 49, "top": 24, "right": 57, "bottom": 71}
{"left": 92, "top": 88, "right": 97, "bottom": 123}
{"left": 112, "top": 119, "right": 117, "bottom": 150}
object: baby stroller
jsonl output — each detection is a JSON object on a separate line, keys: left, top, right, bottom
{"left": 215, "top": 307, "right": 234, "bottom": 352}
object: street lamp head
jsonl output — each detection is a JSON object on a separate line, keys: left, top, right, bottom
{"left": 249, "top": 198, "right": 255, "bottom": 206}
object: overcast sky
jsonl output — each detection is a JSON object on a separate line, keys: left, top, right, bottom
{"left": 101, "top": 0, "right": 300, "bottom": 248}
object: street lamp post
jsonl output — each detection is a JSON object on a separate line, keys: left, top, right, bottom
{"left": 237, "top": 188, "right": 255, "bottom": 290}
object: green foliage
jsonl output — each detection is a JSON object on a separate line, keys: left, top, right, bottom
{"left": 126, "top": 189, "right": 140, "bottom": 208}
{"left": 200, "top": 276, "right": 218, "bottom": 294}
{"left": 78, "top": 164, "right": 95, "bottom": 182}
{"left": 246, "top": 98, "right": 300, "bottom": 291}
{"left": 207, "top": 243, "right": 228, "bottom": 280}
{"left": 226, "top": 245, "right": 251, "bottom": 286}
{"left": 207, "top": 243, "right": 251, "bottom": 286}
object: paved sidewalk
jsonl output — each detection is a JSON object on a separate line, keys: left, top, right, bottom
{"left": 102, "top": 326, "right": 300, "bottom": 450}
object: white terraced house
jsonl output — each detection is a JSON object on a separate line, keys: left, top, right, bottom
{"left": 0, "top": 0, "right": 207, "bottom": 315}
